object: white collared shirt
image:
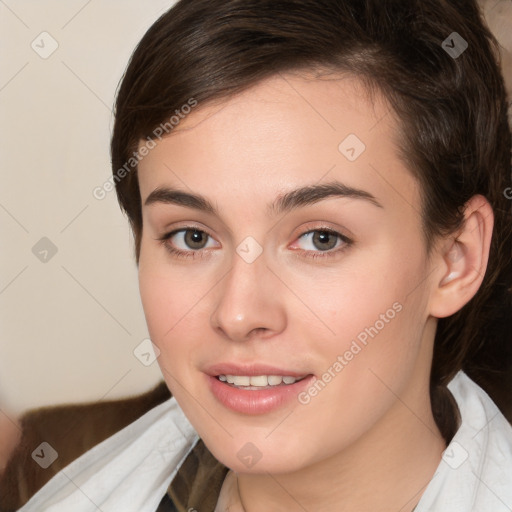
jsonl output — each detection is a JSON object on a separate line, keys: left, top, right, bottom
{"left": 19, "top": 371, "right": 512, "bottom": 511}
{"left": 415, "top": 371, "right": 512, "bottom": 511}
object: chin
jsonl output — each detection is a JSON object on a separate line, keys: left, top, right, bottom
{"left": 202, "top": 433, "right": 314, "bottom": 475}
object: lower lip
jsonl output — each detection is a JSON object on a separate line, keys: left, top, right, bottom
{"left": 206, "top": 374, "right": 315, "bottom": 415}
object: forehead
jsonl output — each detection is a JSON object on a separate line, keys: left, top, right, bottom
{"left": 137, "top": 72, "right": 420, "bottom": 217}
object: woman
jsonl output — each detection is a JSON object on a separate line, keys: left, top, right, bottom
{"left": 17, "top": 0, "right": 512, "bottom": 510}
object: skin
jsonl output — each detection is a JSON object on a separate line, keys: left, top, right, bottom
{"left": 0, "top": 409, "right": 20, "bottom": 474}
{"left": 136, "top": 72, "right": 493, "bottom": 511}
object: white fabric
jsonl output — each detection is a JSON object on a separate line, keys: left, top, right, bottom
{"left": 19, "top": 371, "right": 512, "bottom": 511}
{"left": 415, "top": 371, "right": 512, "bottom": 511}
{"left": 18, "top": 397, "right": 200, "bottom": 512}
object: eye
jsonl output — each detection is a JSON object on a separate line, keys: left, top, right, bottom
{"left": 157, "top": 227, "right": 219, "bottom": 259}
{"left": 290, "top": 228, "right": 353, "bottom": 259}
{"left": 156, "top": 226, "right": 352, "bottom": 261}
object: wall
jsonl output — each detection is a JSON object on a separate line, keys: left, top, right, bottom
{"left": 0, "top": 0, "right": 178, "bottom": 414}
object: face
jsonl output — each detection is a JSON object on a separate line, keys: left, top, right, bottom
{"left": 137, "top": 72, "right": 438, "bottom": 474}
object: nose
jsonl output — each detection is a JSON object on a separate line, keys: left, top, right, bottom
{"left": 210, "top": 247, "right": 287, "bottom": 343}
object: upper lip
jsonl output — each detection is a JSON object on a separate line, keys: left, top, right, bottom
{"left": 204, "top": 363, "right": 311, "bottom": 378}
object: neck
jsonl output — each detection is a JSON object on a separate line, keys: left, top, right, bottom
{"left": 237, "top": 338, "right": 447, "bottom": 511}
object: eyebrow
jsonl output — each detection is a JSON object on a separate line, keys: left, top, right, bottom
{"left": 144, "top": 180, "right": 383, "bottom": 216}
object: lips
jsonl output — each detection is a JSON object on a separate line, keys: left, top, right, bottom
{"left": 204, "top": 362, "right": 310, "bottom": 378}
{"left": 204, "top": 362, "right": 315, "bottom": 415}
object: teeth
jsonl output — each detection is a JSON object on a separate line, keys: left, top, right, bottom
{"left": 249, "top": 375, "right": 268, "bottom": 386}
{"left": 232, "top": 375, "right": 251, "bottom": 386}
{"left": 218, "top": 375, "right": 302, "bottom": 387}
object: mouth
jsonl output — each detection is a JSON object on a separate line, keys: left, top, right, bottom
{"left": 205, "top": 364, "right": 315, "bottom": 414}
{"left": 216, "top": 374, "right": 310, "bottom": 390}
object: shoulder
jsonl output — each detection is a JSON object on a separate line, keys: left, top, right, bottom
{"left": 0, "top": 381, "right": 171, "bottom": 511}
{"left": 14, "top": 391, "right": 199, "bottom": 511}
{"left": 416, "top": 371, "right": 512, "bottom": 512}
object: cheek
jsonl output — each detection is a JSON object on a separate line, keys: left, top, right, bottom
{"left": 138, "top": 237, "right": 208, "bottom": 334}
{"left": 287, "top": 251, "right": 414, "bottom": 348}
{"left": 287, "top": 291, "right": 426, "bottom": 464}
{"left": 138, "top": 255, "right": 204, "bottom": 362}
{"left": 301, "top": 244, "right": 428, "bottom": 388}
{"left": 138, "top": 268, "right": 205, "bottom": 401}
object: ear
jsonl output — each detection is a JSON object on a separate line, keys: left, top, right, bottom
{"left": 428, "top": 194, "right": 494, "bottom": 319}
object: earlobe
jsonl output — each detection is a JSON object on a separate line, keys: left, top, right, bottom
{"left": 429, "top": 195, "right": 494, "bottom": 318}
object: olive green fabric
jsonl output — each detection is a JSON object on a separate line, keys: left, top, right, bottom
{"left": 165, "top": 439, "right": 229, "bottom": 512}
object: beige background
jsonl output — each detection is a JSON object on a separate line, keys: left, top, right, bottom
{"left": 0, "top": 0, "right": 178, "bottom": 414}
{"left": 0, "top": 1, "right": 511, "bottom": 415}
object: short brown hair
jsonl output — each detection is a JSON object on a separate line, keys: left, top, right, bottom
{"left": 111, "top": 0, "right": 512, "bottom": 439}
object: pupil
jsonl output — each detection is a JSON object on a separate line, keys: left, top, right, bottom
{"left": 314, "top": 231, "right": 336, "bottom": 251}
{"left": 187, "top": 230, "right": 205, "bottom": 248}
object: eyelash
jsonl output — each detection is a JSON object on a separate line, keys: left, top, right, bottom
{"left": 156, "top": 225, "right": 353, "bottom": 261}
